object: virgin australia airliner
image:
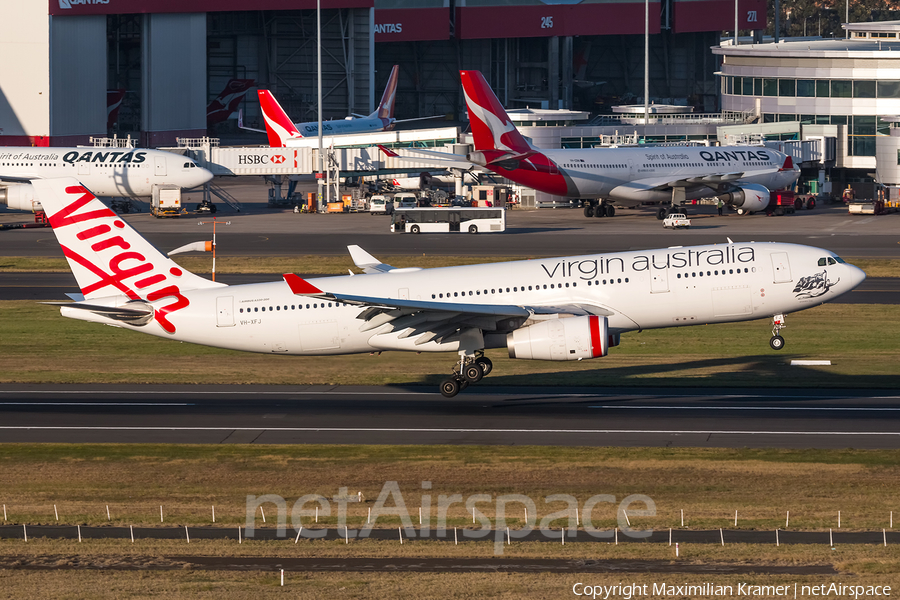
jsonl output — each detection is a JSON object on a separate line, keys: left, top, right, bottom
{"left": 34, "top": 177, "right": 864, "bottom": 397}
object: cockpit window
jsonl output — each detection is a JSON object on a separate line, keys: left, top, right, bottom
{"left": 817, "top": 258, "right": 827, "bottom": 266}
{"left": 827, "top": 257, "right": 836, "bottom": 265}
{"left": 834, "top": 256, "right": 846, "bottom": 263}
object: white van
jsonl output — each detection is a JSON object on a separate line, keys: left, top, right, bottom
{"left": 394, "top": 193, "right": 418, "bottom": 209}
{"left": 369, "top": 195, "right": 393, "bottom": 215}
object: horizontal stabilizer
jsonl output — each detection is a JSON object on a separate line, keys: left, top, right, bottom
{"left": 43, "top": 300, "right": 155, "bottom": 326}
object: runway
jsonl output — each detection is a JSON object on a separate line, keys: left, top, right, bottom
{"left": 2, "top": 385, "right": 899, "bottom": 448}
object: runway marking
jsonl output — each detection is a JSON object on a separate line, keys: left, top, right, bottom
{"left": 592, "top": 405, "right": 900, "bottom": 411}
{"left": 0, "top": 426, "right": 898, "bottom": 436}
{"left": 0, "top": 403, "right": 190, "bottom": 407}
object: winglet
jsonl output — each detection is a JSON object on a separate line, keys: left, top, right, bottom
{"left": 258, "top": 90, "right": 303, "bottom": 147}
{"left": 377, "top": 144, "right": 400, "bottom": 158}
{"left": 779, "top": 155, "right": 794, "bottom": 171}
{"left": 348, "top": 244, "right": 395, "bottom": 274}
{"left": 283, "top": 274, "right": 323, "bottom": 295}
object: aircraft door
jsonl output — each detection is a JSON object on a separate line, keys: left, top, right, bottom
{"left": 154, "top": 156, "right": 167, "bottom": 177}
{"left": 216, "top": 296, "right": 235, "bottom": 327}
{"left": 771, "top": 252, "right": 792, "bottom": 283}
{"left": 650, "top": 268, "right": 669, "bottom": 293}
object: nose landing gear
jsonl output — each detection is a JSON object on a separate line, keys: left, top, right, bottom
{"left": 770, "top": 314, "right": 786, "bottom": 350}
{"left": 439, "top": 353, "right": 494, "bottom": 397}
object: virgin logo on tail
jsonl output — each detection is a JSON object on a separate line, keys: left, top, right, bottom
{"left": 45, "top": 185, "right": 191, "bottom": 334}
{"left": 258, "top": 90, "right": 303, "bottom": 146}
{"left": 460, "top": 70, "right": 531, "bottom": 154}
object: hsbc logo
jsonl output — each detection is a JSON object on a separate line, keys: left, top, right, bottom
{"left": 271, "top": 155, "right": 286, "bottom": 164}
{"left": 374, "top": 23, "right": 403, "bottom": 33}
{"left": 59, "top": 0, "right": 110, "bottom": 7}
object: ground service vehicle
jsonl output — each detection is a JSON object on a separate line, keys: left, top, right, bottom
{"left": 369, "top": 195, "right": 393, "bottom": 215}
{"left": 390, "top": 207, "right": 507, "bottom": 234}
{"left": 663, "top": 213, "right": 691, "bottom": 228}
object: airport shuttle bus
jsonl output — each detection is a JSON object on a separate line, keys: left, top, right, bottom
{"left": 390, "top": 207, "right": 506, "bottom": 234}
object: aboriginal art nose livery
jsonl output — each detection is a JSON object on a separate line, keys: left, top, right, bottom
{"left": 37, "top": 177, "right": 864, "bottom": 398}
{"left": 458, "top": 70, "right": 800, "bottom": 218}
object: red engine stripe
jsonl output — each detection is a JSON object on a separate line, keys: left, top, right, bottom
{"left": 588, "top": 315, "right": 602, "bottom": 358}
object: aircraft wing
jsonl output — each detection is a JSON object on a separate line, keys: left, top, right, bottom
{"left": 283, "top": 273, "right": 620, "bottom": 346}
{"left": 642, "top": 172, "right": 746, "bottom": 191}
{"left": 0, "top": 175, "right": 40, "bottom": 183}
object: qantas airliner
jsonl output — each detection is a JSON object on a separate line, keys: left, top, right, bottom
{"left": 0, "top": 148, "right": 213, "bottom": 214}
{"left": 391, "top": 71, "right": 800, "bottom": 219}
{"left": 35, "top": 177, "right": 864, "bottom": 397}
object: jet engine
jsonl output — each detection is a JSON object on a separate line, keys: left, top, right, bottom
{"left": 0, "top": 184, "right": 42, "bottom": 212}
{"left": 717, "top": 183, "right": 769, "bottom": 214}
{"left": 507, "top": 315, "right": 609, "bottom": 361}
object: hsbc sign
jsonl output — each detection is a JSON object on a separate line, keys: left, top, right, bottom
{"left": 238, "top": 154, "right": 286, "bottom": 165}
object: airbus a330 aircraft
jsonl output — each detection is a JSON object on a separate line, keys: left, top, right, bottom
{"left": 36, "top": 177, "right": 864, "bottom": 397}
{"left": 391, "top": 70, "right": 800, "bottom": 219}
{"left": 0, "top": 147, "right": 213, "bottom": 213}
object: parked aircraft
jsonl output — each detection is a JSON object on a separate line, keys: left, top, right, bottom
{"left": 390, "top": 70, "right": 800, "bottom": 219}
{"left": 36, "top": 177, "right": 864, "bottom": 397}
{"left": 0, "top": 148, "right": 213, "bottom": 213}
{"left": 245, "top": 65, "right": 400, "bottom": 146}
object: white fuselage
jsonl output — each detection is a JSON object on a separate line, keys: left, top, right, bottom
{"left": 0, "top": 147, "right": 213, "bottom": 198}
{"left": 496, "top": 145, "right": 799, "bottom": 203}
{"left": 288, "top": 116, "right": 392, "bottom": 141}
{"left": 62, "top": 242, "right": 864, "bottom": 357}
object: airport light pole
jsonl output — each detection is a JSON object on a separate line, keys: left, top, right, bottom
{"left": 317, "top": 0, "right": 325, "bottom": 208}
{"left": 644, "top": 0, "right": 649, "bottom": 126}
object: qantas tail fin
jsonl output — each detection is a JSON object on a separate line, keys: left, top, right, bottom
{"left": 372, "top": 65, "right": 399, "bottom": 121}
{"left": 32, "top": 178, "right": 223, "bottom": 333}
{"left": 459, "top": 70, "right": 532, "bottom": 155}
{"left": 258, "top": 90, "right": 303, "bottom": 146}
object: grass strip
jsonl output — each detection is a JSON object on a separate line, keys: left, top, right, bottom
{"left": 1, "top": 301, "right": 898, "bottom": 388}
{"left": 1, "top": 256, "right": 898, "bottom": 276}
{"left": 1, "top": 444, "right": 900, "bottom": 531}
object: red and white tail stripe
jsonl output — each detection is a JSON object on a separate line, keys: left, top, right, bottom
{"left": 258, "top": 90, "right": 303, "bottom": 147}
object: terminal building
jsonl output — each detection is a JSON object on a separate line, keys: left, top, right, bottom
{"left": 0, "top": 0, "right": 763, "bottom": 147}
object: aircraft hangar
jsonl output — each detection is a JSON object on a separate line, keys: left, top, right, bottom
{"left": 0, "top": 0, "right": 764, "bottom": 148}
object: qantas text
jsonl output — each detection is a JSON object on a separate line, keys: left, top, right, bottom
{"left": 62, "top": 151, "right": 147, "bottom": 165}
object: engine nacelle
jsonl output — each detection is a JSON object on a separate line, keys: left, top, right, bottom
{"left": 507, "top": 315, "right": 609, "bottom": 361}
{"left": 0, "top": 184, "right": 42, "bottom": 212}
{"left": 717, "top": 183, "right": 769, "bottom": 213}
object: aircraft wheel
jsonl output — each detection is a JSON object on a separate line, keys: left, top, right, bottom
{"left": 410, "top": 225, "right": 420, "bottom": 234}
{"left": 440, "top": 378, "right": 460, "bottom": 398}
{"left": 594, "top": 205, "right": 605, "bottom": 217}
{"left": 475, "top": 357, "right": 493, "bottom": 377}
{"left": 468, "top": 225, "right": 478, "bottom": 234}
{"left": 583, "top": 205, "right": 595, "bottom": 218}
{"left": 606, "top": 204, "right": 616, "bottom": 217}
{"left": 769, "top": 335, "right": 785, "bottom": 351}
{"left": 463, "top": 362, "right": 484, "bottom": 383}
{"left": 657, "top": 208, "right": 667, "bottom": 220}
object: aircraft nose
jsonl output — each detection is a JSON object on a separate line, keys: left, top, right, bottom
{"left": 195, "top": 166, "right": 214, "bottom": 187}
{"left": 847, "top": 263, "right": 866, "bottom": 290}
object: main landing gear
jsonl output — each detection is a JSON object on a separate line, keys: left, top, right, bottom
{"left": 770, "top": 313, "right": 786, "bottom": 350}
{"left": 439, "top": 353, "right": 493, "bottom": 398}
{"left": 583, "top": 201, "right": 615, "bottom": 218}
